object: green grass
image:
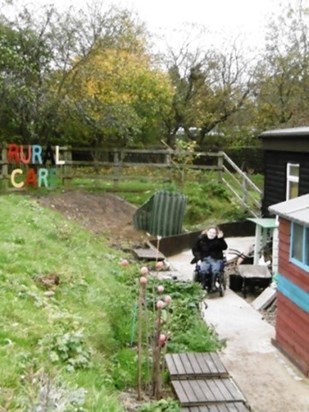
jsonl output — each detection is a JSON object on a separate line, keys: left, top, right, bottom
{"left": 0, "top": 193, "right": 221, "bottom": 411}
{"left": 67, "top": 167, "right": 263, "bottom": 230}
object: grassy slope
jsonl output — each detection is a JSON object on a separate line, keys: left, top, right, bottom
{"left": 0, "top": 194, "right": 139, "bottom": 410}
{"left": 115, "top": 171, "right": 264, "bottom": 230}
{"left": 72, "top": 167, "right": 264, "bottom": 230}
{"left": 0, "top": 194, "right": 220, "bottom": 411}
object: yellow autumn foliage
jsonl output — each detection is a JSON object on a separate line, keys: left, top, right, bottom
{"left": 70, "top": 48, "right": 173, "bottom": 114}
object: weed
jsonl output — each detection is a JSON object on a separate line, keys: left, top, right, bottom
{"left": 137, "top": 398, "right": 180, "bottom": 411}
{"left": 40, "top": 330, "right": 92, "bottom": 372}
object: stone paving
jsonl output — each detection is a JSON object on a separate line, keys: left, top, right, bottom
{"left": 166, "top": 237, "right": 309, "bottom": 412}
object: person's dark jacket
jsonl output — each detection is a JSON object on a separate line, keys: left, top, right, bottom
{"left": 191, "top": 234, "right": 227, "bottom": 263}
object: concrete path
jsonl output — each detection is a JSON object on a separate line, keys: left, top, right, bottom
{"left": 167, "top": 237, "right": 309, "bottom": 412}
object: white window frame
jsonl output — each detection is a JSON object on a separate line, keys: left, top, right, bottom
{"left": 290, "top": 222, "right": 309, "bottom": 271}
{"left": 286, "top": 163, "right": 299, "bottom": 200}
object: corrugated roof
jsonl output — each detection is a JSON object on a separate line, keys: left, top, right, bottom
{"left": 268, "top": 194, "right": 309, "bottom": 225}
{"left": 259, "top": 126, "right": 309, "bottom": 138}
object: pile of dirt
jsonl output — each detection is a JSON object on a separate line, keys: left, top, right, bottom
{"left": 35, "top": 190, "right": 149, "bottom": 247}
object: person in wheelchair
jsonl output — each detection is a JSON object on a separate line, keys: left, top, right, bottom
{"left": 191, "top": 225, "right": 228, "bottom": 292}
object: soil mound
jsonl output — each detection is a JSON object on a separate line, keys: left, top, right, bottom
{"left": 36, "top": 190, "right": 148, "bottom": 247}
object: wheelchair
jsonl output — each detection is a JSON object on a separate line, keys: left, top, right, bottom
{"left": 193, "top": 259, "right": 226, "bottom": 297}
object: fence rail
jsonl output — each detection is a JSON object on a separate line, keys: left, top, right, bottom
{"left": 0, "top": 146, "right": 262, "bottom": 216}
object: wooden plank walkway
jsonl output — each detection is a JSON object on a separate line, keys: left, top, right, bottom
{"left": 149, "top": 270, "right": 180, "bottom": 280}
{"left": 165, "top": 353, "right": 229, "bottom": 379}
{"left": 165, "top": 352, "right": 251, "bottom": 411}
{"left": 171, "top": 378, "right": 246, "bottom": 406}
{"left": 181, "top": 403, "right": 250, "bottom": 411}
{"left": 132, "top": 247, "right": 165, "bottom": 261}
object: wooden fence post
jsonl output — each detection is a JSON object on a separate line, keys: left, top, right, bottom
{"left": 217, "top": 152, "right": 223, "bottom": 182}
{"left": 1, "top": 143, "right": 8, "bottom": 191}
{"left": 63, "top": 146, "right": 72, "bottom": 188}
{"left": 165, "top": 149, "right": 173, "bottom": 183}
{"left": 112, "top": 149, "right": 120, "bottom": 187}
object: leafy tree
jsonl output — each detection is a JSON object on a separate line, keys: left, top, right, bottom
{"left": 0, "top": 13, "right": 55, "bottom": 142}
{"left": 0, "top": 2, "right": 98, "bottom": 144}
{"left": 253, "top": 0, "right": 309, "bottom": 130}
{"left": 162, "top": 38, "right": 253, "bottom": 147}
{"left": 62, "top": 46, "right": 173, "bottom": 148}
{"left": 0, "top": 1, "right": 172, "bottom": 147}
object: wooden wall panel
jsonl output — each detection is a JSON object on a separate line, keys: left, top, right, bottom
{"left": 277, "top": 220, "right": 309, "bottom": 290}
{"left": 275, "top": 329, "right": 309, "bottom": 375}
{"left": 275, "top": 327, "right": 309, "bottom": 363}
{"left": 299, "top": 162, "right": 309, "bottom": 194}
{"left": 276, "top": 325, "right": 309, "bottom": 364}
{"left": 275, "top": 292, "right": 309, "bottom": 375}
{"left": 278, "top": 240, "right": 289, "bottom": 255}
{"left": 277, "top": 293, "right": 309, "bottom": 328}
{"left": 278, "top": 219, "right": 290, "bottom": 237}
{"left": 278, "top": 257, "right": 309, "bottom": 290}
{"left": 277, "top": 302, "right": 309, "bottom": 346}
{"left": 263, "top": 151, "right": 309, "bottom": 216}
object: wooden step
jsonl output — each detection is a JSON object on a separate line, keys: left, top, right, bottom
{"left": 165, "top": 352, "right": 229, "bottom": 379}
{"left": 132, "top": 247, "right": 165, "bottom": 261}
{"left": 172, "top": 377, "right": 247, "bottom": 407}
{"left": 181, "top": 401, "right": 251, "bottom": 411}
{"left": 165, "top": 352, "right": 250, "bottom": 411}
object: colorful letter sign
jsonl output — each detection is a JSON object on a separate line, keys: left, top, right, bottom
{"left": 4, "top": 144, "right": 65, "bottom": 189}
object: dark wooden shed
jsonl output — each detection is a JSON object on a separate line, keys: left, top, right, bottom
{"left": 269, "top": 194, "right": 309, "bottom": 376}
{"left": 259, "top": 127, "right": 309, "bottom": 216}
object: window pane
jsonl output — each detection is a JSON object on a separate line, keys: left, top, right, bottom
{"left": 305, "top": 228, "right": 309, "bottom": 265}
{"left": 289, "top": 182, "right": 299, "bottom": 199}
{"left": 289, "top": 165, "right": 299, "bottom": 177}
{"left": 286, "top": 163, "right": 299, "bottom": 200}
{"left": 292, "top": 223, "right": 303, "bottom": 261}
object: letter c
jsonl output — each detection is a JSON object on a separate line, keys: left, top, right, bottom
{"left": 11, "top": 169, "right": 24, "bottom": 188}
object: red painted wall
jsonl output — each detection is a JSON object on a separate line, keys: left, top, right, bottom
{"left": 278, "top": 218, "right": 309, "bottom": 291}
{"left": 275, "top": 218, "right": 309, "bottom": 376}
{"left": 275, "top": 293, "right": 309, "bottom": 376}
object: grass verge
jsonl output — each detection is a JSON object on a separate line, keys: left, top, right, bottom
{"left": 0, "top": 193, "right": 222, "bottom": 411}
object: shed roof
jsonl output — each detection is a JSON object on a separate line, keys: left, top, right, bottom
{"left": 247, "top": 218, "right": 278, "bottom": 229}
{"left": 259, "top": 126, "right": 309, "bottom": 138}
{"left": 268, "top": 194, "right": 309, "bottom": 226}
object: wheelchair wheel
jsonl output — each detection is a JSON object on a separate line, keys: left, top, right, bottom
{"left": 223, "top": 272, "right": 227, "bottom": 290}
{"left": 218, "top": 271, "right": 225, "bottom": 297}
{"left": 193, "top": 269, "right": 203, "bottom": 284}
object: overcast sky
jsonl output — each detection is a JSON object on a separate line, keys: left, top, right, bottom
{"left": 119, "top": 0, "right": 278, "bottom": 34}
{"left": 3, "top": 0, "right": 296, "bottom": 51}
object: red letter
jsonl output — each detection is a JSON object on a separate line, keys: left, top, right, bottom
{"left": 25, "top": 168, "right": 37, "bottom": 187}
{"left": 7, "top": 144, "right": 20, "bottom": 163}
{"left": 20, "top": 145, "right": 32, "bottom": 164}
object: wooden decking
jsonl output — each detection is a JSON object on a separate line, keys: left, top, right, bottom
{"left": 132, "top": 247, "right": 165, "bottom": 261}
{"left": 165, "top": 353, "right": 229, "bottom": 380}
{"left": 172, "top": 378, "right": 247, "bottom": 407}
{"left": 181, "top": 403, "right": 250, "bottom": 411}
{"left": 165, "top": 352, "right": 251, "bottom": 411}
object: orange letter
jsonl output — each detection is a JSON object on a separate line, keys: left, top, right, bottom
{"left": 25, "top": 168, "right": 37, "bottom": 187}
